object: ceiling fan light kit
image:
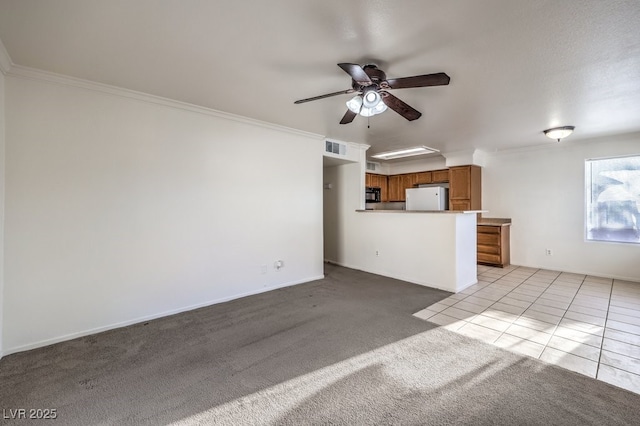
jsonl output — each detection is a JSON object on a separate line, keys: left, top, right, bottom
{"left": 294, "top": 63, "right": 450, "bottom": 124}
{"left": 544, "top": 126, "right": 575, "bottom": 142}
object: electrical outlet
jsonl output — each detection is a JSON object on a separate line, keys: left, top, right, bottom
{"left": 545, "top": 249, "right": 553, "bottom": 256}
{"left": 274, "top": 260, "right": 284, "bottom": 270}
{"left": 375, "top": 250, "right": 379, "bottom": 256}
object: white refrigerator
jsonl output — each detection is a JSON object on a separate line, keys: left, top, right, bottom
{"left": 406, "top": 187, "right": 449, "bottom": 211}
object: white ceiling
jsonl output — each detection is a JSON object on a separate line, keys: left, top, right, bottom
{"left": 1, "top": 0, "right": 639, "bottom": 159}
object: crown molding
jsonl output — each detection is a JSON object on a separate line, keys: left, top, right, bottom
{"left": 0, "top": 37, "right": 13, "bottom": 74}
{"left": 6, "top": 64, "right": 324, "bottom": 140}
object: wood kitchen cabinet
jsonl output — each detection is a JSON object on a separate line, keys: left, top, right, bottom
{"left": 449, "top": 165, "right": 481, "bottom": 211}
{"left": 365, "top": 173, "right": 388, "bottom": 202}
{"left": 414, "top": 171, "right": 433, "bottom": 185}
{"left": 432, "top": 169, "right": 450, "bottom": 183}
{"left": 387, "top": 175, "right": 403, "bottom": 201}
{"left": 477, "top": 222, "right": 511, "bottom": 267}
{"left": 387, "top": 173, "right": 415, "bottom": 201}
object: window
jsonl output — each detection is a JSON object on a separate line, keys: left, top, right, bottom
{"left": 586, "top": 155, "right": 640, "bottom": 244}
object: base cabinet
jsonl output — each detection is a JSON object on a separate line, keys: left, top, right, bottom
{"left": 477, "top": 224, "right": 511, "bottom": 267}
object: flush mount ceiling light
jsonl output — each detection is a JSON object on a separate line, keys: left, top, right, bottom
{"left": 371, "top": 146, "right": 439, "bottom": 160}
{"left": 544, "top": 126, "right": 575, "bottom": 142}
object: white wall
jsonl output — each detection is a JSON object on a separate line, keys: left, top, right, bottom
{"left": 3, "top": 74, "right": 324, "bottom": 354}
{"left": 483, "top": 133, "right": 640, "bottom": 281}
{"left": 0, "top": 69, "right": 5, "bottom": 357}
{"left": 323, "top": 148, "right": 367, "bottom": 263}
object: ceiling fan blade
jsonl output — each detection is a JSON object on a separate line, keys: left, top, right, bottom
{"left": 380, "top": 92, "right": 422, "bottom": 121}
{"left": 339, "top": 109, "right": 357, "bottom": 124}
{"left": 386, "top": 72, "right": 450, "bottom": 89}
{"left": 338, "top": 63, "right": 372, "bottom": 85}
{"left": 294, "top": 89, "right": 355, "bottom": 104}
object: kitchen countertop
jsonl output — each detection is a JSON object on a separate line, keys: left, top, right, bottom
{"left": 477, "top": 217, "right": 512, "bottom": 226}
{"left": 357, "top": 210, "right": 487, "bottom": 214}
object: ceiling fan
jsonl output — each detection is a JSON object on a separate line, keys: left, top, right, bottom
{"left": 294, "top": 63, "right": 450, "bottom": 124}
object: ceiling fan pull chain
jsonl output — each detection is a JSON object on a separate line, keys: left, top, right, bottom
{"left": 368, "top": 115, "right": 370, "bottom": 129}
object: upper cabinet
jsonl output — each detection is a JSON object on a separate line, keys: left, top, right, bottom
{"left": 432, "top": 169, "right": 450, "bottom": 183}
{"left": 367, "top": 169, "right": 450, "bottom": 202}
{"left": 449, "top": 165, "right": 481, "bottom": 211}
{"left": 366, "top": 173, "right": 389, "bottom": 202}
{"left": 415, "top": 171, "right": 432, "bottom": 185}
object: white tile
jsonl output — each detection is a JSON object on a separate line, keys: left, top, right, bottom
{"left": 445, "top": 293, "right": 468, "bottom": 302}
{"left": 491, "top": 302, "right": 528, "bottom": 316}
{"left": 480, "top": 308, "right": 519, "bottom": 323}
{"left": 553, "top": 326, "right": 603, "bottom": 348}
{"left": 520, "top": 309, "right": 562, "bottom": 326}
{"left": 584, "top": 276, "right": 613, "bottom": 285}
{"left": 472, "top": 290, "right": 507, "bottom": 302}
{"left": 608, "top": 312, "right": 640, "bottom": 327}
{"left": 604, "top": 328, "right": 640, "bottom": 347}
{"left": 518, "top": 283, "right": 548, "bottom": 292}
{"left": 534, "top": 297, "right": 571, "bottom": 310}
{"left": 543, "top": 287, "right": 577, "bottom": 298}
{"left": 513, "top": 316, "right": 557, "bottom": 333}
{"left": 457, "top": 322, "right": 502, "bottom": 344}
{"left": 498, "top": 296, "right": 533, "bottom": 308}
{"left": 600, "top": 350, "right": 640, "bottom": 376}
{"left": 597, "top": 365, "right": 640, "bottom": 394}
{"left": 413, "top": 308, "right": 439, "bottom": 320}
{"left": 494, "top": 334, "right": 545, "bottom": 358}
{"left": 566, "top": 304, "right": 607, "bottom": 319}
{"left": 504, "top": 323, "right": 552, "bottom": 345}
{"left": 602, "top": 338, "right": 640, "bottom": 359}
{"left": 558, "top": 272, "right": 586, "bottom": 282}
{"left": 546, "top": 335, "right": 601, "bottom": 362}
{"left": 538, "top": 293, "right": 575, "bottom": 304}
{"left": 563, "top": 310, "right": 606, "bottom": 327}
{"left": 470, "top": 314, "right": 512, "bottom": 332}
{"left": 428, "top": 313, "right": 467, "bottom": 330}
{"left": 609, "top": 298, "right": 640, "bottom": 311}
{"left": 425, "top": 301, "right": 451, "bottom": 313}
{"left": 606, "top": 319, "right": 640, "bottom": 336}
{"left": 462, "top": 295, "right": 496, "bottom": 309}
{"left": 577, "top": 288, "right": 611, "bottom": 299}
{"left": 608, "top": 305, "right": 640, "bottom": 319}
{"left": 521, "top": 280, "right": 549, "bottom": 289}
{"left": 504, "top": 292, "right": 538, "bottom": 304}
{"left": 451, "top": 300, "right": 488, "bottom": 315}
{"left": 511, "top": 287, "right": 544, "bottom": 298}
{"left": 441, "top": 306, "right": 477, "bottom": 321}
{"left": 527, "top": 303, "right": 566, "bottom": 317}
{"left": 540, "top": 347, "right": 597, "bottom": 378}
{"left": 559, "top": 318, "right": 604, "bottom": 336}
{"left": 572, "top": 295, "right": 610, "bottom": 310}
{"left": 437, "top": 297, "right": 460, "bottom": 307}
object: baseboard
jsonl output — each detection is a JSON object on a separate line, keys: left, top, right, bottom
{"left": 2, "top": 274, "right": 325, "bottom": 357}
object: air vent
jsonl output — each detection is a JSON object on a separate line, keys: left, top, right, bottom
{"left": 325, "top": 140, "right": 347, "bottom": 156}
{"left": 366, "top": 161, "right": 380, "bottom": 171}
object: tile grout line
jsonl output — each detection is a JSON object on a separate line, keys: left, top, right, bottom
{"left": 596, "top": 279, "right": 616, "bottom": 379}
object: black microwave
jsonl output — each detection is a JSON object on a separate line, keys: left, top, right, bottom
{"left": 365, "top": 187, "right": 381, "bottom": 203}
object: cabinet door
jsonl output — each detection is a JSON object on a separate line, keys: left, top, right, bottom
{"left": 449, "top": 166, "right": 471, "bottom": 199}
{"left": 388, "top": 175, "right": 403, "bottom": 201}
{"left": 432, "top": 169, "right": 450, "bottom": 183}
{"left": 415, "top": 171, "right": 432, "bottom": 185}
{"left": 377, "top": 175, "right": 389, "bottom": 202}
{"left": 365, "top": 173, "right": 372, "bottom": 187}
{"left": 401, "top": 174, "right": 416, "bottom": 194}
{"left": 450, "top": 200, "right": 471, "bottom": 211}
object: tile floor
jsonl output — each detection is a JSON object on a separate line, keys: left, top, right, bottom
{"left": 414, "top": 264, "right": 640, "bottom": 395}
